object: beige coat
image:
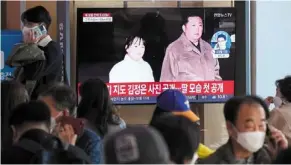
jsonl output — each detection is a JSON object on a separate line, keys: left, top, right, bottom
{"left": 269, "top": 103, "right": 291, "bottom": 145}
{"left": 160, "top": 34, "right": 222, "bottom": 82}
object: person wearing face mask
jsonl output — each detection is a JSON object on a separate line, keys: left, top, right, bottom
{"left": 18, "top": 6, "right": 63, "bottom": 100}
{"left": 265, "top": 79, "right": 286, "bottom": 109}
{"left": 199, "top": 95, "right": 288, "bottom": 164}
{"left": 109, "top": 34, "right": 154, "bottom": 83}
{"left": 268, "top": 76, "right": 291, "bottom": 146}
{"left": 38, "top": 83, "right": 103, "bottom": 164}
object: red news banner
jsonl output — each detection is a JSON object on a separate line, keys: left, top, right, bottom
{"left": 77, "top": 81, "right": 234, "bottom": 97}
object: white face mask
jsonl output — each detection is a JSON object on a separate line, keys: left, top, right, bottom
{"left": 273, "top": 96, "right": 283, "bottom": 108}
{"left": 236, "top": 131, "right": 266, "bottom": 153}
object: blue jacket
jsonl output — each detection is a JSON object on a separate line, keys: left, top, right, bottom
{"left": 76, "top": 129, "right": 102, "bottom": 164}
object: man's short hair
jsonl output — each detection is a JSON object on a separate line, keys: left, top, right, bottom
{"left": 180, "top": 9, "right": 204, "bottom": 26}
{"left": 21, "top": 6, "right": 52, "bottom": 30}
{"left": 150, "top": 114, "right": 200, "bottom": 164}
{"left": 40, "top": 83, "right": 77, "bottom": 113}
{"left": 9, "top": 101, "right": 51, "bottom": 128}
{"left": 217, "top": 34, "right": 226, "bottom": 40}
{"left": 276, "top": 76, "right": 291, "bottom": 102}
{"left": 223, "top": 95, "right": 269, "bottom": 125}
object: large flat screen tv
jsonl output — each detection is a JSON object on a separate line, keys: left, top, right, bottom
{"left": 77, "top": 8, "right": 236, "bottom": 104}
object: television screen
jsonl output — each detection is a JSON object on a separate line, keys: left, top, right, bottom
{"left": 77, "top": 8, "right": 236, "bottom": 104}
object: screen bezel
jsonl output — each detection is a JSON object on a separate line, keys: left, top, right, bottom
{"left": 76, "top": 3, "right": 248, "bottom": 105}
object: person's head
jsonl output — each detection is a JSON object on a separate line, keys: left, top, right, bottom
{"left": 275, "top": 76, "right": 291, "bottom": 103}
{"left": 182, "top": 16, "right": 203, "bottom": 43}
{"left": 38, "top": 83, "right": 77, "bottom": 119}
{"left": 1, "top": 80, "right": 29, "bottom": 112}
{"left": 151, "top": 89, "right": 200, "bottom": 124}
{"left": 21, "top": 6, "right": 51, "bottom": 42}
{"left": 224, "top": 95, "right": 269, "bottom": 153}
{"left": 217, "top": 34, "right": 227, "bottom": 49}
{"left": 78, "top": 78, "right": 119, "bottom": 136}
{"left": 9, "top": 101, "right": 51, "bottom": 143}
{"left": 150, "top": 115, "right": 200, "bottom": 164}
{"left": 103, "top": 126, "right": 171, "bottom": 164}
{"left": 124, "top": 35, "right": 146, "bottom": 61}
{"left": 1, "top": 80, "right": 29, "bottom": 149}
{"left": 21, "top": 6, "right": 51, "bottom": 30}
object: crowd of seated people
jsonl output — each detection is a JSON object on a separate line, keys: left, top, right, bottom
{"left": 1, "top": 75, "right": 291, "bottom": 164}
{"left": 2, "top": 5, "right": 291, "bottom": 165}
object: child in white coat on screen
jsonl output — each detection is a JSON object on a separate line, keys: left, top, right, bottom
{"left": 109, "top": 35, "right": 154, "bottom": 83}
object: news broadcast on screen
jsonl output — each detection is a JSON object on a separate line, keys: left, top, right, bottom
{"left": 77, "top": 8, "right": 236, "bottom": 104}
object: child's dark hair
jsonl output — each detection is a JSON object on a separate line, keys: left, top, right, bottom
{"left": 123, "top": 34, "right": 146, "bottom": 55}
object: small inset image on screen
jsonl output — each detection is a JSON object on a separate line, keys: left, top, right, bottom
{"left": 77, "top": 8, "right": 236, "bottom": 104}
{"left": 211, "top": 31, "right": 232, "bottom": 58}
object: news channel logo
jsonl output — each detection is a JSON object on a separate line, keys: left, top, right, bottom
{"left": 211, "top": 31, "right": 231, "bottom": 58}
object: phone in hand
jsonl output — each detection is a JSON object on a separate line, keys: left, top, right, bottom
{"left": 31, "top": 25, "right": 47, "bottom": 39}
{"left": 57, "top": 116, "right": 86, "bottom": 136}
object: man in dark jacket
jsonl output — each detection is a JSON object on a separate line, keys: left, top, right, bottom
{"left": 199, "top": 96, "right": 288, "bottom": 164}
{"left": 1, "top": 101, "right": 90, "bottom": 164}
{"left": 20, "top": 6, "right": 63, "bottom": 99}
{"left": 38, "top": 83, "right": 102, "bottom": 164}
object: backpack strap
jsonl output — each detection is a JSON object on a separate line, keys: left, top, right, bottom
{"left": 16, "top": 139, "right": 44, "bottom": 154}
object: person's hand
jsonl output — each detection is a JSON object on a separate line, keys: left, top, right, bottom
{"left": 23, "top": 30, "right": 38, "bottom": 44}
{"left": 55, "top": 123, "right": 77, "bottom": 145}
{"left": 269, "top": 126, "right": 288, "bottom": 149}
{"left": 264, "top": 96, "right": 274, "bottom": 107}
